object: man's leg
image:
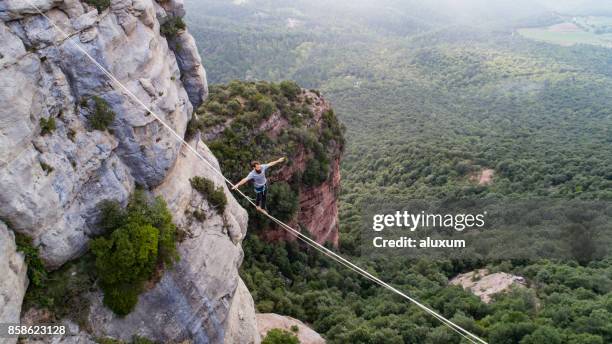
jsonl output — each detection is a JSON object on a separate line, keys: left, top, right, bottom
{"left": 255, "top": 191, "right": 263, "bottom": 209}
{"left": 261, "top": 188, "right": 267, "bottom": 211}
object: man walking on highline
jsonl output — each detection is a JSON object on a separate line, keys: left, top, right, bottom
{"left": 232, "top": 157, "right": 286, "bottom": 213}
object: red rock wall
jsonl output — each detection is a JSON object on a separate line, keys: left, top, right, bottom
{"left": 261, "top": 91, "right": 343, "bottom": 246}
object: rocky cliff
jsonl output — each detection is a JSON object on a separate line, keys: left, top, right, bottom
{"left": 0, "top": 0, "right": 259, "bottom": 343}
{"left": 195, "top": 81, "right": 344, "bottom": 245}
{"left": 262, "top": 93, "right": 342, "bottom": 246}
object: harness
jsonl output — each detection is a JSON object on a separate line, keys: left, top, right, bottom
{"left": 254, "top": 184, "right": 266, "bottom": 193}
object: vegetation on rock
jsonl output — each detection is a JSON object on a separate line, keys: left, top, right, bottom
{"left": 39, "top": 161, "right": 54, "bottom": 174}
{"left": 90, "top": 190, "right": 177, "bottom": 315}
{"left": 95, "top": 336, "right": 158, "bottom": 344}
{"left": 161, "top": 16, "right": 186, "bottom": 37}
{"left": 189, "top": 176, "right": 227, "bottom": 214}
{"left": 88, "top": 96, "right": 116, "bottom": 131}
{"left": 15, "top": 233, "right": 48, "bottom": 291}
{"left": 84, "top": 0, "right": 110, "bottom": 12}
{"left": 39, "top": 117, "right": 56, "bottom": 135}
{"left": 261, "top": 328, "right": 300, "bottom": 344}
{"left": 267, "top": 182, "right": 299, "bottom": 222}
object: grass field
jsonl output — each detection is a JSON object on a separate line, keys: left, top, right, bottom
{"left": 518, "top": 16, "right": 612, "bottom": 47}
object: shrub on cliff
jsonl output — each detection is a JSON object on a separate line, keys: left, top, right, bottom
{"left": 262, "top": 329, "right": 300, "bottom": 344}
{"left": 268, "top": 182, "right": 299, "bottom": 222}
{"left": 15, "top": 233, "right": 48, "bottom": 289}
{"left": 90, "top": 190, "right": 177, "bottom": 315}
{"left": 190, "top": 176, "right": 227, "bottom": 214}
{"left": 321, "top": 109, "right": 345, "bottom": 146}
{"left": 84, "top": 0, "right": 110, "bottom": 12}
{"left": 161, "top": 16, "right": 186, "bottom": 37}
{"left": 302, "top": 157, "right": 330, "bottom": 187}
{"left": 21, "top": 245, "right": 96, "bottom": 326}
{"left": 280, "top": 80, "right": 301, "bottom": 100}
{"left": 39, "top": 117, "right": 56, "bottom": 135}
{"left": 88, "top": 96, "right": 116, "bottom": 131}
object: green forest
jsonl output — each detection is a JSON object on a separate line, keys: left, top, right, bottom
{"left": 186, "top": 1, "right": 612, "bottom": 343}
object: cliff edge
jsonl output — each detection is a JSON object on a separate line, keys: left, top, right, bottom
{"left": 0, "top": 0, "right": 258, "bottom": 342}
{"left": 195, "top": 81, "right": 344, "bottom": 246}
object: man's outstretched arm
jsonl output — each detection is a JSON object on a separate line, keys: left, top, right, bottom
{"left": 232, "top": 177, "right": 250, "bottom": 190}
{"left": 266, "top": 157, "right": 286, "bottom": 168}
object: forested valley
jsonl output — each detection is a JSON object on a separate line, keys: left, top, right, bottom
{"left": 186, "top": 1, "right": 612, "bottom": 342}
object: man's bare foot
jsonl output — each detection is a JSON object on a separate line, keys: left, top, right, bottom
{"left": 256, "top": 206, "right": 267, "bottom": 214}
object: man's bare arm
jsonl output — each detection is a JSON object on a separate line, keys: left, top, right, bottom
{"left": 266, "top": 157, "right": 286, "bottom": 168}
{"left": 232, "top": 177, "right": 250, "bottom": 190}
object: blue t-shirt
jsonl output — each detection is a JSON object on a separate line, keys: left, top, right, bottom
{"left": 247, "top": 164, "right": 269, "bottom": 188}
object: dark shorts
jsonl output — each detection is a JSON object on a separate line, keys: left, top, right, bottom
{"left": 255, "top": 185, "right": 267, "bottom": 209}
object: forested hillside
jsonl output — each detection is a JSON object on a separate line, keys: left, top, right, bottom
{"left": 186, "top": 1, "right": 612, "bottom": 343}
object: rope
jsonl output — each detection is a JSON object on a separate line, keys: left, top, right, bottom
{"left": 22, "top": 3, "right": 488, "bottom": 343}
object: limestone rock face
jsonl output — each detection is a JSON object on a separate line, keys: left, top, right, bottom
{"left": 167, "top": 30, "right": 208, "bottom": 107}
{"left": 0, "top": 222, "right": 28, "bottom": 344}
{"left": 160, "top": 0, "right": 208, "bottom": 107}
{"left": 225, "top": 279, "right": 260, "bottom": 344}
{"left": 0, "top": 0, "right": 202, "bottom": 267}
{"left": 1, "top": 0, "right": 258, "bottom": 343}
{"left": 87, "top": 141, "right": 259, "bottom": 344}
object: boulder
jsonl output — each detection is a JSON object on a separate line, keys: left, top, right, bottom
{"left": 257, "top": 313, "right": 325, "bottom": 344}
{"left": 450, "top": 269, "right": 527, "bottom": 303}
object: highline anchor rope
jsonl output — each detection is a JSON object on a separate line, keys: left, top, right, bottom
{"left": 24, "top": 2, "right": 488, "bottom": 343}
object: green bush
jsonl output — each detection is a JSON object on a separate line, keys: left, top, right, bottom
{"left": 95, "top": 336, "right": 156, "bottom": 344}
{"left": 21, "top": 249, "right": 95, "bottom": 326}
{"left": 261, "top": 329, "right": 300, "bottom": 344}
{"left": 321, "top": 109, "right": 344, "bottom": 146}
{"left": 228, "top": 80, "right": 247, "bottom": 96}
{"left": 190, "top": 176, "right": 227, "bottom": 214}
{"left": 89, "top": 96, "right": 115, "bottom": 131}
{"left": 15, "top": 233, "right": 48, "bottom": 289}
{"left": 280, "top": 81, "right": 301, "bottom": 100}
{"left": 520, "top": 326, "right": 562, "bottom": 344}
{"left": 185, "top": 116, "right": 203, "bottom": 140}
{"left": 131, "top": 336, "right": 157, "bottom": 344}
{"left": 268, "top": 182, "right": 299, "bottom": 222}
{"left": 40, "top": 117, "right": 56, "bottom": 135}
{"left": 100, "top": 283, "right": 142, "bottom": 316}
{"left": 84, "top": 0, "right": 110, "bottom": 12}
{"left": 90, "top": 191, "right": 177, "bottom": 315}
{"left": 206, "top": 101, "right": 224, "bottom": 114}
{"left": 161, "top": 16, "right": 186, "bottom": 37}
{"left": 302, "top": 158, "right": 329, "bottom": 187}
{"left": 227, "top": 99, "right": 243, "bottom": 115}
{"left": 258, "top": 98, "right": 276, "bottom": 117}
